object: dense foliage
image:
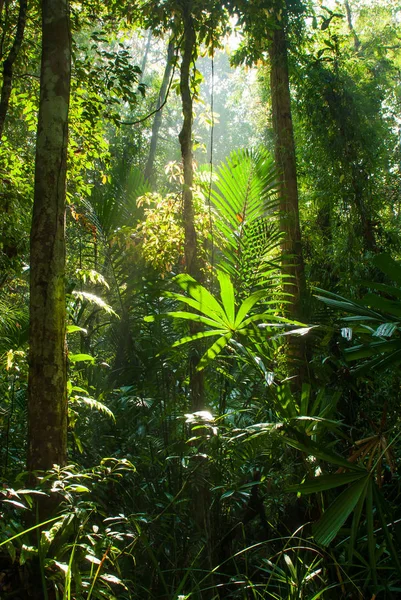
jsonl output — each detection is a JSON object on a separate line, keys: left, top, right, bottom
{"left": 1, "top": 0, "right": 401, "bottom": 598}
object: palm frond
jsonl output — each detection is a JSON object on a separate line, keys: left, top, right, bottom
{"left": 211, "top": 148, "right": 281, "bottom": 293}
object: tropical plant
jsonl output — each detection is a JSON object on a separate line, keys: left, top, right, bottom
{"left": 209, "top": 147, "right": 281, "bottom": 295}
{"left": 146, "top": 269, "right": 303, "bottom": 371}
{"left": 315, "top": 253, "right": 401, "bottom": 376}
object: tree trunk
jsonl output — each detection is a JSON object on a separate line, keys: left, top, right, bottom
{"left": 139, "top": 29, "right": 152, "bottom": 81}
{"left": 269, "top": 25, "right": 305, "bottom": 320}
{"left": 178, "top": 3, "right": 211, "bottom": 576}
{"left": 27, "top": 0, "right": 71, "bottom": 474}
{"left": 144, "top": 38, "right": 174, "bottom": 185}
{"left": 178, "top": 2, "right": 204, "bottom": 411}
{"left": 0, "top": 0, "right": 27, "bottom": 140}
{"left": 344, "top": 0, "right": 361, "bottom": 51}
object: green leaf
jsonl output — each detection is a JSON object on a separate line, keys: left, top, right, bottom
{"left": 173, "top": 274, "right": 227, "bottom": 321}
{"left": 282, "top": 433, "right": 362, "bottom": 470}
{"left": 163, "top": 311, "right": 224, "bottom": 328}
{"left": 287, "top": 471, "right": 367, "bottom": 494}
{"left": 197, "top": 333, "right": 232, "bottom": 370}
{"left": 72, "top": 396, "right": 115, "bottom": 421}
{"left": 66, "top": 325, "right": 87, "bottom": 334}
{"left": 72, "top": 291, "right": 118, "bottom": 317}
{"left": 313, "top": 475, "right": 370, "bottom": 546}
{"left": 373, "top": 253, "right": 401, "bottom": 286}
{"left": 171, "top": 329, "right": 227, "bottom": 348}
{"left": 234, "top": 291, "right": 266, "bottom": 327}
{"left": 217, "top": 270, "right": 235, "bottom": 324}
{"left": 361, "top": 293, "right": 401, "bottom": 318}
{"left": 69, "top": 353, "right": 95, "bottom": 364}
{"left": 65, "top": 484, "right": 90, "bottom": 493}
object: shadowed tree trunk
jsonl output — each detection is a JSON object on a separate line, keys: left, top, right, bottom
{"left": 27, "top": 0, "right": 71, "bottom": 474}
{"left": 178, "top": 2, "right": 212, "bottom": 578}
{"left": 0, "top": 0, "right": 27, "bottom": 140}
{"left": 178, "top": 1, "right": 204, "bottom": 412}
{"left": 269, "top": 24, "right": 305, "bottom": 320}
{"left": 144, "top": 38, "right": 174, "bottom": 185}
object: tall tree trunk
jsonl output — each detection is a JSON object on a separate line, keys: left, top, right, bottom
{"left": 27, "top": 0, "right": 71, "bottom": 474}
{"left": 178, "top": 3, "right": 211, "bottom": 577}
{"left": 139, "top": 29, "right": 152, "bottom": 81}
{"left": 144, "top": 38, "right": 174, "bottom": 185}
{"left": 344, "top": 0, "right": 361, "bottom": 51}
{"left": 268, "top": 25, "right": 305, "bottom": 320}
{"left": 178, "top": 2, "right": 204, "bottom": 411}
{"left": 0, "top": 0, "right": 27, "bottom": 140}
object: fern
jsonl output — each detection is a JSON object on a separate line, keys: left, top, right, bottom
{"left": 210, "top": 148, "right": 281, "bottom": 294}
{"left": 72, "top": 291, "right": 118, "bottom": 317}
{"left": 71, "top": 395, "right": 115, "bottom": 421}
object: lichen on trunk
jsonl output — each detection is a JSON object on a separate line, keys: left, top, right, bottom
{"left": 27, "top": 0, "right": 71, "bottom": 474}
{"left": 268, "top": 24, "right": 305, "bottom": 320}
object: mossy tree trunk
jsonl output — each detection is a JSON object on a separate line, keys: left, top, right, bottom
{"left": 269, "top": 24, "right": 305, "bottom": 320}
{"left": 27, "top": 0, "right": 71, "bottom": 474}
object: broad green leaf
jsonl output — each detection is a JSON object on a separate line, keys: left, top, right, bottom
{"left": 287, "top": 471, "right": 367, "bottom": 494}
{"left": 300, "top": 383, "right": 311, "bottom": 415}
{"left": 173, "top": 274, "right": 227, "bottom": 320}
{"left": 351, "top": 349, "right": 401, "bottom": 375}
{"left": 373, "top": 323, "right": 398, "bottom": 337}
{"left": 282, "top": 434, "right": 363, "bottom": 470}
{"left": 345, "top": 339, "right": 401, "bottom": 361}
{"left": 361, "top": 293, "right": 401, "bottom": 318}
{"left": 65, "top": 484, "right": 90, "bottom": 493}
{"left": 197, "top": 333, "right": 232, "bottom": 370}
{"left": 171, "top": 329, "right": 227, "bottom": 348}
{"left": 234, "top": 291, "right": 267, "bottom": 327}
{"left": 163, "top": 311, "right": 224, "bottom": 329}
{"left": 313, "top": 476, "right": 370, "bottom": 545}
{"left": 373, "top": 253, "right": 401, "bottom": 286}
{"left": 217, "top": 270, "right": 235, "bottom": 324}
{"left": 66, "top": 325, "right": 87, "bottom": 334}
{"left": 69, "top": 353, "right": 95, "bottom": 364}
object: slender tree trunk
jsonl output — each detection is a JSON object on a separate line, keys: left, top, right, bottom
{"left": 344, "top": 0, "right": 361, "bottom": 51}
{"left": 0, "top": 0, "right": 27, "bottom": 139}
{"left": 178, "top": 4, "right": 212, "bottom": 577}
{"left": 178, "top": 2, "right": 204, "bottom": 411}
{"left": 144, "top": 38, "right": 174, "bottom": 184}
{"left": 140, "top": 29, "right": 152, "bottom": 81}
{"left": 27, "top": 0, "right": 71, "bottom": 474}
{"left": 268, "top": 25, "right": 305, "bottom": 320}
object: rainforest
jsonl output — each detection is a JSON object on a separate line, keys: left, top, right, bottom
{"left": 1, "top": 0, "right": 401, "bottom": 598}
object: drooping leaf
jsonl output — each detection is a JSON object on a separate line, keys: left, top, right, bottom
{"left": 287, "top": 471, "right": 367, "bottom": 494}
{"left": 313, "top": 475, "right": 370, "bottom": 546}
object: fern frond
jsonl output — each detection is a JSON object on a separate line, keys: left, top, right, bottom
{"left": 71, "top": 395, "right": 115, "bottom": 421}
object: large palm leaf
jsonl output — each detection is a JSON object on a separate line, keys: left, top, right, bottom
{"left": 316, "top": 253, "right": 401, "bottom": 375}
{"left": 146, "top": 270, "right": 303, "bottom": 371}
{"left": 210, "top": 148, "right": 281, "bottom": 294}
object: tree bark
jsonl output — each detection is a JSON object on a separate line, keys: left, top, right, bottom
{"left": 0, "top": 0, "right": 27, "bottom": 140}
{"left": 27, "top": 0, "right": 71, "bottom": 473}
{"left": 344, "top": 0, "right": 361, "bottom": 51}
{"left": 178, "top": 2, "right": 204, "bottom": 411}
{"left": 144, "top": 38, "right": 174, "bottom": 185}
{"left": 269, "top": 25, "right": 305, "bottom": 320}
